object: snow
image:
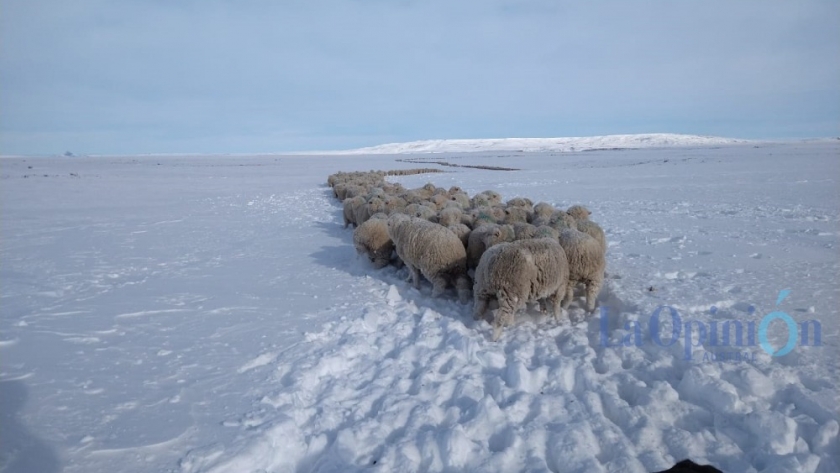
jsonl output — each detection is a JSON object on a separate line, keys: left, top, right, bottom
{"left": 1, "top": 142, "right": 839, "bottom": 473}
{"left": 314, "top": 133, "right": 751, "bottom": 155}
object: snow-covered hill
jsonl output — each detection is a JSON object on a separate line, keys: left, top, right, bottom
{"left": 1, "top": 142, "right": 838, "bottom": 473}
{"left": 321, "top": 133, "right": 750, "bottom": 155}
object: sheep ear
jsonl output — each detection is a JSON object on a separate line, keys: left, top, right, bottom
{"left": 493, "top": 228, "right": 502, "bottom": 237}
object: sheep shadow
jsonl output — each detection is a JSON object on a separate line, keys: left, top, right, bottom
{"left": 309, "top": 220, "right": 476, "bottom": 323}
{"left": 0, "top": 380, "right": 61, "bottom": 473}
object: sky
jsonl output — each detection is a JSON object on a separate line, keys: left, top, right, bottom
{"left": 1, "top": 0, "right": 838, "bottom": 155}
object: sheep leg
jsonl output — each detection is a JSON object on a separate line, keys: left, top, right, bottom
{"left": 546, "top": 288, "right": 563, "bottom": 320}
{"left": 430, "top": 273, "right": 448, "bottom": 298}
{"left": 407, "top": 264, "right": 421, "bottom": 289}
{"left": 473, "top": 294, "right": 489, "bottom": 321}
{"left": 455, "top": 274, "right": 472, "bottom": 304}
{"left": 561, "top": 282, "right": 575, "bottom": 309}
{"left": 492, "top": 293, "right": 520, "bottom": 341}
{"left": 491, "top": 308, "right": 514, "bottom": 342}
{"left": 584, "top": 278, "right": 603, "bottom": 313}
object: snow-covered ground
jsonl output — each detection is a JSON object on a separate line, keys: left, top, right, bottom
{"left": 315, "top": 133, "right": 750, "bottom": 155}
{"left": 1, "top": 142, "right": 838, "bottom": 472}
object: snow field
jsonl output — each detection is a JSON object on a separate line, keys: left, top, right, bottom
{"left": 1, "top": 143, "right": 838, "bottom": 472}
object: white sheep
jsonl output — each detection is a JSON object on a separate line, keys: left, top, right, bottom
{"left": 512, "top": 222, "right": 538, "bottom": 240}
{"left": 467, "top": 224, "right": 514, "bottom": 269}
{"left": 387, "top": 214, "right": 471, "bottom": 303}
{"left": 353, "top": 218, "right": 395, "bottom": 269}
{"left": 447, "top": 223, "right": 472, "bottom": 248}
{"left": 531, "top": 202, "right": 555, "bottom": 225}
{"left": 503, "top": 206, "right": 531, "bottom": 224}
{"left": 437, "top": 207, "right": 463, "bottom": 227}
{"left": 342, "top": 196, "right": 366, "bottom": 228}
{"left": 473, "top": 238, "right": 570, "bottom": 340}
{"left": 567, "top": 205, "right": 592, "bottom": 221}
{"left": 557, "top": 228, "right": 606, "bottom": 313}
{"left": 575, "top": 219, "right": 607, "bottom": 253}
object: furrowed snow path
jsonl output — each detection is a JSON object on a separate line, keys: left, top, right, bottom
{"left": 1, "top": 143, "right": 838, "bottom": 472}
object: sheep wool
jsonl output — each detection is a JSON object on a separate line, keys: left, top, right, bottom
{"left": 387, "top": 214, "right": 471, "bottom": 303}
{"left": 557, "top": 228, "right": 606, "bottom": 313}
{"left": 473, "top": 238, "right": 570, "bottom": 341}
{"left": 353, "top": 218, "right": 395, "bottom": 269}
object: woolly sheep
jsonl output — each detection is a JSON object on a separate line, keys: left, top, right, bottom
{"left": 512, "top": 222, "right": 538, "bottom": 241}
{"left": 386, "top": 214, "right": 471, "bottom": 303}
{"left": 503, "top": 206, "right": 531, "bottom": 224}
{"left": 353, "top": 197, "right": 384, "bottom": 227}
{"left": 343, "top": 184, "right": 368, "bottom": 199}
{"left": 557, "top": 228, "right": 606, "bottom": 313}
{"left": 506, "top": 198, "right": 534, "bottom": 214}
{"left": 575, "top": 219, "right": 607, "bottom": 253}
{"left": 467, "top": 224, "right": 514, "bottom": 269}
{"left": 532, "top": 202, "right": 555, "bottom": 223}
{"left": 471, "top": 194, "right": 492, "bottom": 208}
{"left": 343, "top": 196, "right": 366, "bottom": 228}
{"left": 473, "top": 238, "right": 570, "bottom": 340}
{"left": 412, "top": 205, "right": 438, "bottom": 222}
{"left": 353, "top": 218, "right": 395, "bottom": 269}
{"left": 534, "top": 225, "right": 560, "bottom": 240}
{"left": 447, "top": 223, "right": 472, "bottom": 248}
{"left": 449, "top": 193, "right": 471, "bottom": 209}
{"left": 383, "top": 196, "right": 407, "bottom": 215}
{"left": 549, "top": 211, "right": 577, "bottom": 232}
{"left": 438, "top": 207, "right": 463, "bottom": 227}
{"left": 468, "top": 208, "right": 499, "bottom": 228}
{"left": 476, "top": 190, "right": 502, "bottom": 205}
{"left": 429, "top": 194, "right": 450, "bottom": 210}
{"left": 567, "top": 205, "right": 591, "bottom": 221}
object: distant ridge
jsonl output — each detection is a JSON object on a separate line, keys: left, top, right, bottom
{"left": 320, "top": 133, "right": 750, "bottom": 155}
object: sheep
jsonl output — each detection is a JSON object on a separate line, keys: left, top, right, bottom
{"left": 557, "top": 228, "right": 606, "bottom": 313}
{"left": 429, "top": 193, "right": 450, "bottom": 210}
{"left": 353, "top": 197, "right": 384, "bottom": 226}
{"left": 342, "top": 196, "right": 366, "bottom": 228}
{"left": 449, "top": 193, "right": 471, "bottom": 209}
{"left": 437, "top": 207, "right": 463, "bottom": 227}
{"left": 506, "top": 197, "right": 534, "bottom": 214}
{"left": 503, "top": 206, "right": 531, "bottom": 224}
{"left": 442, "top": 200, "right": 463, "bottom": 210}
{"left": 512, "top": 222, "right": 538, "bottom": 241}
{"left": 476, "top": 190, "right": 502, "bottom": 205}
{"left": 567, "top": 205, "right": 592, "bottom": 221}
{"left": 353, "top": 218, "right": 395, "bottom": 269}
{"left": 343, "top": 184, "right": 368, "bottom": 199}
{"left": 473, "top": 238, "right": 570, "bottom": 340}
{"left": 534, "top": 225, "right": 560, "bottom": 240}
{"left": 383, "top": 196, "right": 407, "bottom": 215}
{"left": 575, "top": 219, "right": 607, "bottom": 253}
{"left": 386, "top": 214, "right": 471, "bottom": 303}
{"left": 468, "top": 208, "right": 498, "bottom": 228}
{"left": 549, "top": 210, "right": 577, "bottom": 232}
{"left": 471, "top": 194, "right": 492, "bottom": 208}
{"left": 447, "top": 223, "right": 472, "bottom": 248}
{"left": 532, "top": 202, "right": 555, "bottom": 223}
{"left": 467, "top": 224, "right": 514, "bottom": 269}
{"left": 412, "top": 205, "right": 437, "bottom": 222}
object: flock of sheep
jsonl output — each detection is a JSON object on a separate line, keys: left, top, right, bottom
{"left": 328, "top": 170, "right": 607, "bottom": 340}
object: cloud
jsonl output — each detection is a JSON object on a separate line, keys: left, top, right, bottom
{"left": 1, "top": 0, "right": 838, "bottom": 154}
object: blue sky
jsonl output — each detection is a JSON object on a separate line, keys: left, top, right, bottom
{"left": 1, "top": 0, "right": 838, "bottom": 155}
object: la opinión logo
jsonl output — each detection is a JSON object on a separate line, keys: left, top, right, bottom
{"left": 599, "top": 289, "right": 821, "bottom": 361}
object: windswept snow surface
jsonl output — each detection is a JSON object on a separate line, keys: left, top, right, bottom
{"left": 317, "top": 133, "right": 749, "bottom": 155}
{"left": 1, "top": 142, "right": 839, "bottom": 473}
